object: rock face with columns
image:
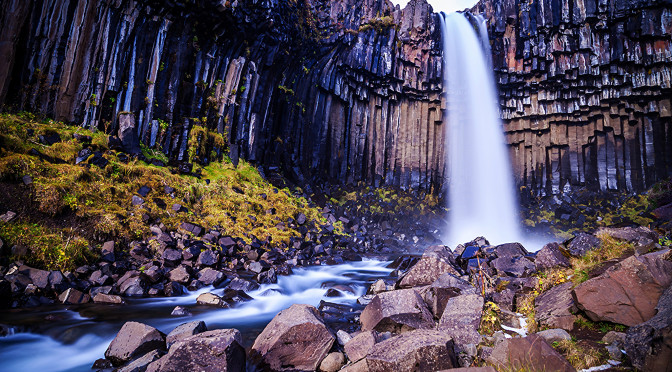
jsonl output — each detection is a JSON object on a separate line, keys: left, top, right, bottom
{"left": 0, "top": 0, "right": 669, "bottom": 194}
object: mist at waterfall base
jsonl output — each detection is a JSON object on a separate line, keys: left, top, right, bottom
{"left": 0, "top": 260, "right": 392, "bottom": 372}
{"left": 440, "top": 12, "right": 536, "bottom": 250}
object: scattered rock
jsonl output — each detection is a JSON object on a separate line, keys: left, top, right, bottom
{"left": 360, "top": 289, "right": 434, "bottom": 333}
{"left": 196, "top": 293, "right": 225, "bottom": 307}
{"left": 486, "top": 334, "right": 575, "bottom": 372}
{"left": 197, "top": 268, "right": 226, "bottom": 287}
{"left": 365, "top": 329, "right": 457, "bottom": 372}
{"left": 93, "top": 293, "right": 124, "bottom": 304}
{"left": 319, "top": 352, "right": 345, "bottom": 372}
{"left": 0, "top": 211, "right": 17, "bottom": 223}
{"left": 397, "top": 246, "right": 461, "bottom": 288}
{"left": 490, "top": 256, "right": 535, "bottom": 277}
{"left": 344, "top": 331, "right": 383, "bottom": 362}
{"left": 535, "top": 282, "right": 577, "bottom": 331}
{"left": 105, "top": 321, "right": 166, "bottom": 366}
{"left": 573, "top": 249, "right": 672, "bottom": 326}
{"left": 166, "top": 321, "right": 207, "bottom": 348}
{"left": 117, "top": 350, "right": 163, "bottom": 372}
{"left": 535, "top": 242, "right": 571, "bottom": 270}
{"left": 197, "top": 250, "right": 219, "bottom": 267}
{"left": 251, "top": 304, "right": 334, "bottom": 371}
{"left": 437, "top": 294, "right": 484, "bottom": 345}
{"left": 171, "top": 306, "right": 192, "bottom": 317}
{"left": 58, "top": 288, "right": 90, "bottom": 304}
{"left": 536, "top": 329, "right": 572, "bottom": 343}
{"left": 168, "top": 267, "right": 191, "bottom": 284}
{"left": 564, "top": 233, "right": 600, "bottom": 257}
{"left": 148, "top": 329, "right": 245, "bottom": 372}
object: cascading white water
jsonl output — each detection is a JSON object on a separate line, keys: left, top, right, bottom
{"left": 440, "top": 12, "right": 522, "bottom": 246}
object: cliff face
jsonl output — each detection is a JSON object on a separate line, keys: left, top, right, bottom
{"left": 0, "top": 0, "right": 446, "bottom": 192}
{"left": 473, "top": 0, "right": 672, "bottom": 195}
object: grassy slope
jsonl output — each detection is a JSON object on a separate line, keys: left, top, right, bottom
{"left": 0, "top": 113, "right": 333, "bottom": 271}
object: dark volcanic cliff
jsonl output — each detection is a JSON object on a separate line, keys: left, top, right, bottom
{"left": 474, "top": 0, "right": 672, "bottom": 195}
{"left": 0, "top": 0, "right": 445, "bottom": 192}
{"left": 0, "top": 0, "right": 670, "bottom": 195}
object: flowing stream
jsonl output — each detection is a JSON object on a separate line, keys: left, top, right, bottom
{"left": 0, "top": 260, "right": 393, "bottom": 372}
{"left": 440, "top": 12, "right": 523, "bottom": 246}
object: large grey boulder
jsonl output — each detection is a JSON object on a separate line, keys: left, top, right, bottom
{"left": 396, "top": 246, "right": 461, "bottom": 288}
{"left": 422, "top": 273, "right": 477, "bottom": 318}
{"left": 573, "top": 249, "right": 672, "bottom": 326}
{"left": 360, "top": 289, "right": 434, "bottom": 333}
{"left": 486, "top": 334, "right": 575, "bottom": 372}
{"left": 105, "top": 322, "right": 166, "bottom": 366}
{"left": 250, "top": 304, "right": 334, "bottom": 371}
{"left": 365, "top": 330, "right": 457, "bottom": 372}
{"left": 147, "top": 329, "right": 245, "bottom": 372}
{"left": 490, "top": 256, "right": 536, "bottom": 277}
{"left": 535, "top": 282, "right": 577, "bottom": 331}
{"left": 166, "top": 321, "right": 207, "bottom": 348}
{"left": 624, "top": 284, "right": 672, "bottom": 372}
{"left": 437, "top": 294, "right": 484, "bottom": 345}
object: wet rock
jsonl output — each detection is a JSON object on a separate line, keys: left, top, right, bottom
{"left": 486, "top": 334, "right": 575, "bottom": 372}
{"left": 625, "top": 284, "right": 672, "bottom": 371}
{"left": 171, "top": 306, "right": 191, "bottom": 317}
{"left": 148, "top": 329, "right": 245, "bottom": 372}
{"left": 573, "top": 249, "right": 672, "bottom": 326}
{"left": 105, "top": 321, "right": 166, "bottom": 366}
{"left": 319, "top": 352, "right": 345, "bottom": 372}
{"left": 360, "top": 289, "right": 434, "bottom": 333}
{"left": 365, "top": 329, "right": 457, "bottom": 372}
{"left": 221, "top": 289, "right": 253, "bottom": 305}
{"left": 92, "top": 358, "right": 113, "bottom": 369}
{"left": 437, "top": 294, "right": 484, "bottom": 345}
{"left": 58, "top": 288, "right": 90, "bottom": 304}
{"left": 163, "top": 282, "right": 187, "bottom": 297}
{"left": 344, "top": 331, "right": 383, "bottom": 362}
{"left": 93, "top": 293, "right": 124, "bottom": 304}
{"left": 118, "top": 350, "right": 163, "bottom": 372}
{"left": 117, "top": 113, "right": 141, "bottom": 155}
{"left": 564, "top": 233, "right": 601, "bottom": 257}
{"left": 251, "top": 304, "right": 334, "bottom": 371}
{"left": 226, "top": 277, "right": 259, "bottom": 292}
{"left": 196, "top": 250, "right": 219, "bottom": 267}
{"left": 397, "top": 246, "right": 461, "bottom": 288}
{"left": 167, "top": 266, "right": 191, "bottom": 284}
{"left": 536, "top": 329, "right": 572, "bottom": 344}
{"left": 535, "top": 282, "right": 577, "bottom": 331}
{"left": 166, "top": 321, "right": 207, "bottom": 348}
{"left": 162, "top": 249, "right": 182, "bottom": 266}
{"left": 120, "top": 276, "right": 146, "bottom": 297}
{"left": 196, "top": 293, "right": 225, "bottom": 307}
{"left": 368, "top": 279, "right": 387, "bottom": 295}
{"left": 535, "top": 242, "right": 571, "bottom": 270}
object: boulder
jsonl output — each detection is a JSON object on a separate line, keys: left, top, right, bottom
{"left": 535, "top": 282, "right": 577, "bottom": 331}
{"left": 117, "top": 350, "right": 163, "bottom": 372}
{"left": 652, "top": 202, "right": 672, "bottom": 221}
{"left": 105, "top": 321, "right": 166, "bottom": 366}
{"left": 344, "top": 331, "right": 383, "bottom": 362}
{"left": 167, "top": 266, "right": 191, "bottom": 284}
{"left": 117, "top": 112, "right": 141, "bottom": 155}
{"left": 490, "top": 256, "right": 535, "bottom": 277}
{"left": 486, "top": 334, "right": 575, "bottom": 372}
{"left": 535, "top": 242, "right": 571, "bottom": 270}
{"left": 251, "top": 304, "right": 334, "bottom": 371}
{"left": 197, "top": 250, "right": 219, "bottom": 267}
{"left": 596, "top": 226, "right": 658, "bottom": 243}
{"left": 536, "top": 329, "right": 572, "bottom": 343}
{"left": 360, "top": 289, "right": 434, "bottom": 333}
{"left": 319, "top": 352, "right": 345, "bottom": 372}
{"left": 197, "top": 268, "right": 226, "bottom": 287}
{"left": 226, "top": 277, "right": 259, "bottom": 292}
{"left": 494, "top": 243, "right": 528, "bottom": 258}
{"left": 19, "top": 266, "right": 50, "bottom": 289}
{"left": 93, "top": 293, "right": 124, "bottom": 304}
{"left": 119, "top": 276, "right": 146, "bottom": 297}
{"left": 624, "top": 284, "right": 672, "bottom": 371}
{"left": 396, "top": 246, "right": 460, "bottom": 288}
{"left": 564, "top": 233, "right": 600, "bottom": 257}
{"left": 573, "top": 249, "right": 672, "bottom": 326}
{"left": 166, "top": 321, "right": 207, "bottom": 348}
{"left": 58, "top": 288, "right": 90, "bottom": 304}
{"left": 196, "top": 293, "right": 225, "bottom": 307}
{"left": 365, "top": 330, "right": 457, "bottom": 372}
{"left": 171, "top": 306, "right": 192, "bottom": 317}
{"left": 437, "top": 294, "right": 484, "bottom": 345}
{"left": 423, "top": 273, "right": 478, "bottom": 318}
{"left": 147, "top": 329, "right": 245, "bottom": 372}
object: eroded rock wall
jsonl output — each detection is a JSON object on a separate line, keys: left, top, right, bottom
{"left": 474, "top": 0, "right": 672, "bottom": 195}
{"left": 0, "top": 0, "right": 446, "bottom": 192}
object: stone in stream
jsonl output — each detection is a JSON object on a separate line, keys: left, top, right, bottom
{"left": 58, "top": 288, "right": 90, "bottom": 304}
{"left": 196, "top": 292, "right": 226, "bottom": 307}
{"left": 166, "top": 321, "right": 207, "bottom": 348}
{"left": 360, "top": 289, "right": 434, "bottom": 333}
{"left": 485, "top": 334, "right": 575, "bottom": 372}
{"left": 535, "top": 282, "right": 577, "bottom": 331}
{"left": 573, "top": 249, "right": 672, "bottom": 326}
{"left": 93, "top": 293, "right": 124, "bottom": 304}
{"left": 437, "top": 294, "right": 484, "bottom": 346}
{"left": 396, "top": 245, "right": 461, "bottom": 288}
{"left": 625, "top": 284, "right": 672, "bottom": 371}
{"left": 250, "top": 304, "right": 334, "bottom": 371}
{"left": 365, "top": 329, "right": 458, "bottom": 372}
{"left": 170, "top": 306, "right": 192, "bottom": 317}
{"left": 226, "top": 277, "right": 259, "bottom": 292}
{"left": 105, "top": 321, "right": 166, "bottom": 366}
{"left": 147, "top": 329, "right": 245, "bottom": 372}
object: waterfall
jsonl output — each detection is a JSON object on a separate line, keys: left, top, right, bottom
{"left": 440, "top": 12, "right": 522, "bottom": 246}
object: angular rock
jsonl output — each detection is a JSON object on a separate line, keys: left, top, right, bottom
{"left": 197, "top": 250, "right": 219, "bottom": 267}
{"left": 196, "top": 293, "right": 225, "bottom": 307}
{"left": 360, "top": 289, "right": 434, "bottom": 333}
{"left": 166, "top": 321, "right": 207, "bottom": 348}
{"left": 536, "top": 329, "right": 572, "bottom": 344}
{"left": 535, "top": 282, "right": 577, "bottom": 331}
{"left": 625, "top": 284, "right": 672, "bottom": 371}
{"left": 105, "top": 321, "right": 166, "bottom": 366}
{"left": 117, "top": 113, "right": 141, "bottom": 155}
{"left": 120, "top": 276, "right": 146, "bottom": 297}
{"left": 251, "top": 304, "right": 334, "bottom": 371}
{"left": 93, "top": 293, "right": 124, "bottom": 304}
{"left": 117, "top": 350, "right": 163, "bottom": 372}
{"left": 423, "top": 273, "right": 478, "bottom": 318}
{"left": 564, "top": 233, "right": 601, "bottom": 257}
{"left": 397, "top": 246, "right": 460, "bottom": 288}
{"left": 494, "top": 243, "right": 528, "bottom": 258}
{"left": 535, "top": 242, "right": 571, "bottom": 270}
{"left": 490, "top": 256, "right": 535, "bottom": 277}
{"left": 167, "top": 266, "right": 191, "bottom": 284}
{"left": 196, "top": 268, "right": 226, "bottom": 287}
{"left": 171, "top": 306, "right": 192, "bottom": 317}
{"left": 437, "top": 294, "right": 484, "bottom": 345}
{"left": 486, "top": 334, "right": 575, "bottom": 372}
{"left": 148, "top": 329, "right": 245, "bottom": 372}
{"left": 344, "top": 331, "right": 382, "bottom": 362}
{"left": 226, "top": 277, "right": 259, "bottom": 292}
{"left": 365, "top": 330, "right": 457, "bottom": 372}
{"left": 319, "top": 352, "right": 345, "bottom": 372}
{"left": 58, "top": 288, "right": 90, "bottom": 304}
{"left": 573, "top": 249, "right": 672, "bottom": 326}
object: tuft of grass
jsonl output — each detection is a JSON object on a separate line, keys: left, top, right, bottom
{"left": 479, "top": 301, "right": 502, "bottom": 336}
{"left": 552, "top": 339, "right": 607, "bottom": 370}
{"left": 517, "top": 268, "right": 571, "bottom": 333}
{"left": 570, "top": 232, "right": 635, "bottom": 284}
